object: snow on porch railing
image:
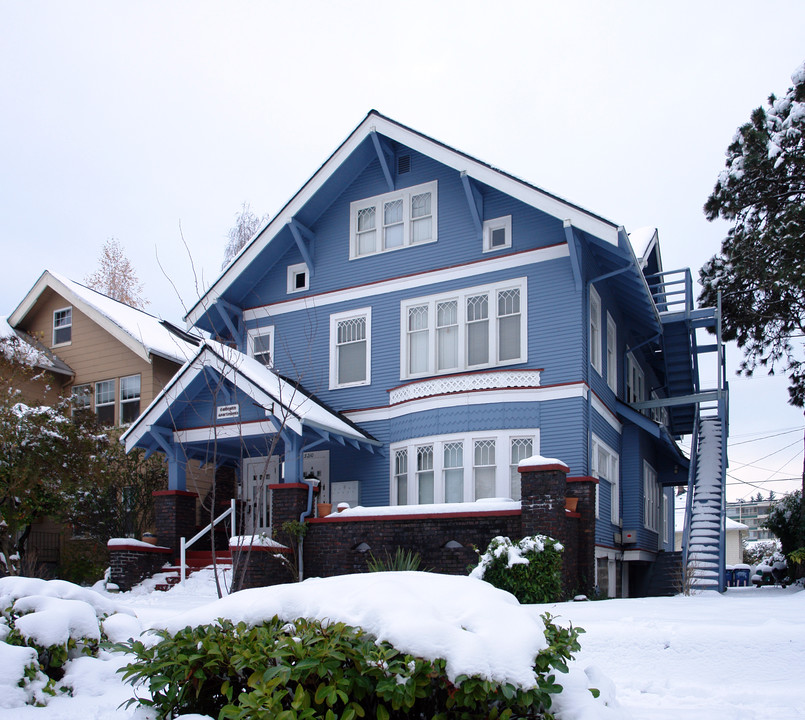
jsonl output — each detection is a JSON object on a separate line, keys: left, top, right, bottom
{"left": 180, "top": 498, "right": 236, "bottom": 586}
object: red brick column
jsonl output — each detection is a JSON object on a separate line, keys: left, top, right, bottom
{"left": 153, "top": 490, "right": 198, "bottom": 555}
{"left": 519, "top": 458, "right": 570, "bottom": 542}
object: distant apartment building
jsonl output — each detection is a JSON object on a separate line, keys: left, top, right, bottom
{"left": 726, "top": 498, "right": 775, "bottom": 541}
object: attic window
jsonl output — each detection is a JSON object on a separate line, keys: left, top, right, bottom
{"left": 287, "top": 263, "right": 309, "bottom": 293}
{"left": 483, "top": 216, "right": 512, "bottom": 253}
{"left": 397, "top": 154, "right": 411, "bottom": 174}
{"left": 53, "top": 307, "right": 72, "bottom": 345}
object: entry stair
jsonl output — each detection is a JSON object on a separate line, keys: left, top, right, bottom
{"left": 154, "top": 550, "right": 232, "bottom": 591}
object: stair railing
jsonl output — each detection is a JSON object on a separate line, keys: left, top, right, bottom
{"left": 180, "top": 498, "right": 237, "bottom": 586}
{"left": 681, "top": 411, "right": 701, "bottom": 574}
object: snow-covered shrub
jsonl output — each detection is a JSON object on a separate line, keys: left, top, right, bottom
{"left": 766, "top": 491, "right": 805, "bottom": 576}
{"left": 471, "top": 535, "right": 564, "bottom": 604}
{"left": 743, "top": 538, "right": 782, "bottom": 566}
{"left": 114, "top": 614, "right": 585, "bottom": 719}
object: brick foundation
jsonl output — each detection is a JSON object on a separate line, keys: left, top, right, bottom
{"left": 231, "top": 544, "right": 294, "bottom": 589}
{"left": 153, "top": 490, "right": 198, "bottom": 554}
{"left": 108, "top": 543, "right": 172, "bottom": 591}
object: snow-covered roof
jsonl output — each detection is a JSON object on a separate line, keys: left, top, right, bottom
{"left": 186, "top": 110, "right": 622, "bottom": 328}
{"left": 8, "top": 270, "right": 201, "bottom": 366}
{"left": 122, "top": 339, "right": 379, "bottom": 453}
{"left": 0, "top": 314, "right": 73, "bottom": 376}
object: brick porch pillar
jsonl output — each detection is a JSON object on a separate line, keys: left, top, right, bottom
{"left": 153, "top": 490, "right": 198, "bottom": 555}
{"left": 519, "top": 456, "right": 570, "bottom": 543}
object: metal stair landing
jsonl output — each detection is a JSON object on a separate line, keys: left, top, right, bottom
{"left": 685, "top": 418, "right": 725, "bottom": 591}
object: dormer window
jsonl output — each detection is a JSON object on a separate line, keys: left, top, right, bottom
{"left": 349, "top": 181, "right": 437, "bottom": 258}
{"left": 53, "top": 307, "right": 72, "bottom": 345}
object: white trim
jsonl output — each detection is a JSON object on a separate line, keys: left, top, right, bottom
{"left": 247, "top": 325, "right": 274, "bottom": 367}
{"left": 589, "top": 286, "right": 602, "bottom": 375}
{"left": 119, "top": 373, "right": 141, "bottom": 424}
{"left": 626, "top": 351, "right": 645, "bottom": 404}
{"left": 344, "top": 384, "right": 587, "bottom": 424}
{"left": 389, "top": 369, "right": 541, "bottom": 405}
{"left": 643, "top": 460, "right": 660, "bottom": 533}
{"left": 482, "top": 215, "right": 512, "bottom": 253}
{"left": 399, "top": 277, "right": 527, "bottom": 380}
{"left": 390, "top": 429, "right": 539, "bottom": 505}
{"left": 623, "top": 549, "right": 657, "bottom": 562}
{"left": 591, "top": 393, "right": 622, "bottom": 434}
{"left": 244, "top": 244, "right": 568, "bottom": 322}
{"left": 329, "top": 307, "right": 372, "bottom": 390}
{"left": 592, "top": 433, "right": 619, "bottom": 525}
{"left": 175, "top": 419, "right": 279, "bottom": 444}
{"left": 186, "top": 112, "right": 618, "bottom": 328}
{"left": 286, "top": 263, "right": 309, "bottom": 294}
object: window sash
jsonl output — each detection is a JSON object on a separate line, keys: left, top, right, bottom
{"left": 592, "top": 435, "right": 619, "bottom": 524}
{"left": 590, "top": 287, "right": 602, "bottom": 373}
{"left": 644, "top": 462, "right": 660, "bottom": 532}
{"left": 53, "top": 307, "right": 72, "bottom": 345}
{"left": 333, "top": 313, "right": 369, "bottom": 387}
{"left": 606, "top": 314, "right": 617, "bottom": 391}
{"left": 509, "top": 437, "right": 533, "bottom": 502}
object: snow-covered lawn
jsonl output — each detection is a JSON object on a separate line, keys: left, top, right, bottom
{"left": 1, "top": 570, "right": 802, "bottom": 719}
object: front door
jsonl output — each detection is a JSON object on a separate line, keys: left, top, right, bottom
{"left": 241, "top": 456, "right": 279, "bottom": 534}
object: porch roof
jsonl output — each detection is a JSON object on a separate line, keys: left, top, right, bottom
{"left": 121, "top": 340, "right": 380, "bottom": 460}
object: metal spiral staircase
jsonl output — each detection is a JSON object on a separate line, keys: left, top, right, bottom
{"left": 638, "top": 268, "right": 729, "bottom": 591}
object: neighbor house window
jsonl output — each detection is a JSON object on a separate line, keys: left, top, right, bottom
{"left": 247, "top": 327, "right": 274, "bottom": 367}
{"left": 120, "top": 374, "right": 141, "bottom": 425}
{"left": 592, "top": 434, "right": 619, "bottom": 524}
{"left": 483, "top": 215, "right": 512, "bottom": 252}
{"left": 606, "top": 313, "right": 617, "bottom": 392}
{"left": 71, "top": 384, "right": 91, "bottom": 413}
{"left": 53, "top": 307, "right": 72, "bottom": 345}
{"left": 349, "top": 181, "right": 438, "bottom": 258}
{"left": 287, "top": 263, "right": 309, "bottom": 293}
{"left": 330, "top": 308, "right": 371, "bottom": 389}
{"left": 589, "top": 287, "right": 602, "bottom": 375}
{"left": 95, "top": 379, "right": 115, "bottom": 426}
{"left": 400, "top": 278, "right": 527, "bottom": 378}
{"left": 644, "top": 461, "right": 660, "bottom": 533}
{"left": 391, "top": 430, "right": 539, "bottom": 506}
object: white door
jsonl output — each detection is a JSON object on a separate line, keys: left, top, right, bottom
{"left": 241, "top": 456, "right": 279, "bottom": 534}
{"left": 303, "top": 450, "right": 330, "bottom": 502}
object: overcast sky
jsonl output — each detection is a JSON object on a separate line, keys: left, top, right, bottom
{"left": 1, "top": 1, "right": 803, "bottom": 500}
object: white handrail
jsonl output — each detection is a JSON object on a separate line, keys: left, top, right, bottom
{"left": 180, "top": 498, "right": 236, "bottom": 585}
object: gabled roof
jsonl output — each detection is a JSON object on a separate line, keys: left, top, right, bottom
{"left": 122, "top": 340, "right": 380, "bottom": 454}
{"left": 8, "top": 270, "right": 201, "bottom": 366}
{"left": 186, "top": 110, "right": 621, "bottom": 328}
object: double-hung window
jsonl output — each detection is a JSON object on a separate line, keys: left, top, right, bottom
{"left": 626, "top": 352, "right": 645, "bottom": 405}
{"left": 95, "top": 379, "right": 115, "bottom": 426}
{"left": 120, "top": 374, "right": 141, "bottom": 424}
{"left": 330, "top": 308, "right": 371, "bottom": 389}
{"left": 589, "top": 287, "right": 602, "bottom": 374}
{"left": 349, "top": 181, "right": 437, "bottom": 258}
{"left": 509, "top": 437, "right": 533, "bottom": 501}
{"left": 416, "top": 445, "right": 435, "bottom": 504}
{"left": 53, "top": 307, "right": 72, "bottom": 345}
{"left": 643, "top": 461, "right": 660, "bottom": 533}
{"left": 592, "top": 435, "right": 620, "bottom": 524}
{"left": 606, "top": 313, "right": 617, "bottom": 392}
{"left": 71, "top": 384, "right": 91, "bottom": 413}
{"left": 248, "top": 327, "right": 274, "bottom": 368}
{"left": 401, "top": 278, "right": 527, "bottom": 379}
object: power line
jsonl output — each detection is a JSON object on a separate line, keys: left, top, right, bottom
{"left": 729, "top": 427, "right": 804, "bottom": 446}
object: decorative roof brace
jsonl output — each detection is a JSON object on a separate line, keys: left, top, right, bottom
{"left": 563, "top": 220, "right": 582, "bottom": 292}
{"left": 460, "top": 171, "right": 484, "bottom": 241}
{"left": 214, "top": 299, "right": 245, "bottom": 348}
{"left": 370, "top": 128, "right": 395, "bottom": 192}
{"left": 287, "top": 218, "right": 316, "bottom": 278}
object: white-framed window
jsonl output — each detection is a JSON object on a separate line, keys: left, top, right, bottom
{"left": 391, "top": 429, "right": 539, "bottom": 506}
{"left": 400, "top": 278, "right": 527, "bottom": 379}
{"left": 643, "top": 461, "right": 660, "bottom": 533}
{"left": 589, "top": 286, "right": 602, "bottom": 375}
{"left": 71, "top": 383, "right": 91, "bottom": 413}
{"left": 606, "top": 313, "right": 617, "bottom": 392}
{"left": 650, "top": 391, "right": 670, "bottom": 427}
{"left": 286, "top": 263, "right": 309, "bottom": 293}
{"left": 349, "top": 181, "right": 437, "bottom": 258}
{"left": 662, "top": 492, "right": 671, "bottom": 545}
{"left": 120, "top": 374, "right": 141, "bottom": 425}
{"left": 592, "top": 434, "right": 619, "bottom": 524}
{"left": 626, "top": 352, "right": 645, "bottom": 405}
{"left": 329, "top": 308, "right": 371, "bottom": 389}
{"left": 53, "top": 307, "right": 72, "bottom": 345}
{"left": 247, "top": 326, "right": 274, "bottom": 368}
{"left": 95, "top": 379, "right": 115, "bottom": 426}
{"left": 483, "top": 215, "right": 512, "bottom": 252}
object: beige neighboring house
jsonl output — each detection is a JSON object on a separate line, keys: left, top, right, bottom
{"left": 675, "top": 506, "right": 748, "bottom": 566}
{"left": 6, "top": 270, "right": 206, "bottom": 571}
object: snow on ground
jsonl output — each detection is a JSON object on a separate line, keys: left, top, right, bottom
{"left": 0, "top": 569, "right": 803, "bottom": 719}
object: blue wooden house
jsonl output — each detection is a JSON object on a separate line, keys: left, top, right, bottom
{"left": 122, "top": 112, "right": 728, "bottom": 596}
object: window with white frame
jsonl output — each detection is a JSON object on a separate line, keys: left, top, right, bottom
{"left": 650, "top": 391, "right": 670, "bottom": 427}
{"left": 509, "top": 437, "right": 533, "bottom": 501}
{"left": 287, "top": 263, "right": 309, "bottom": 293}
{"left": 400, "top": 278, "right": 527, "bottom": 378}
{"left": 592, "top": 435, "right": 619, "bottom": 524}
{"left": 53, "top": 307, "right": 72, "bottom": 345}
{"left": 606, "top": 313, "right": 617, "bottom": 392}
{"left": 330, "top": 308, "right": 371, "bottom": 389}
{"left": 391, "top": 430, "right": 539, "bottom": 506}
{"left": 626, "top": 352, "right": 645, "bottom": 405}
{"left": 95, "top": 379, "right": 115, "bottom": 426}
{"left": 120, "top": 374, "right": 141, "bottom": 425}
{"left": 71, "top": 384, "right": 91, "bottom": 413}
{"left": 663, "top": 492, "right": 671, "bottom": 545}
{"left": 589, "top": 287, "right": 602, "bottom": 374}
{"left": 349, "top": 181, "right": 437, "bottom": 258}
{"left": 483, "top": 215, "right": 512, "bottom": 252}
{"left": 248, "top": 327, "right": 274, "bottom": 368}
{"left": 643, "top": 461, "right": 660, "bottom": 533}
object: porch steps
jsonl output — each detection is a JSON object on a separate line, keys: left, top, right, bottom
{"left": 685, "top": 417, "right": 725, "bottom": 592}
{"left": 154, "top": 550, "right": 233, "bottom": 591}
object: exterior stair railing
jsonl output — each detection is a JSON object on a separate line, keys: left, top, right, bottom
{"left": 179, "top": 498, "right": 237, "bottom": 585}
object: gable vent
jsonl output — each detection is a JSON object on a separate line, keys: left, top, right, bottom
{"left": 397, "top": 154, "right": 411, "bottom": 174}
